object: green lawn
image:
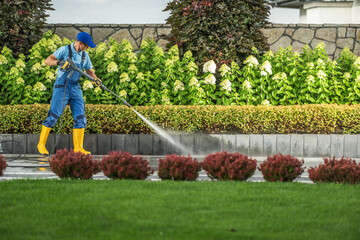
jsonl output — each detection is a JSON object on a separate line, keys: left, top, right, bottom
{"left": 0, "top": 180, "right": 359, "bottom": 240}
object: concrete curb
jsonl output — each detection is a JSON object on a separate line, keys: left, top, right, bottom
{"left": 1, "top": 134, "right": 360, "bottom": 158}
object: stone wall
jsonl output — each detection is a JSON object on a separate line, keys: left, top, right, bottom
{"left": 44, "top": 23, "right": 360, "bottom": 59}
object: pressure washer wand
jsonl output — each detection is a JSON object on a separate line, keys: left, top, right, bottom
{"left": 66, "top": 58, "right": 132, "bottom": 108}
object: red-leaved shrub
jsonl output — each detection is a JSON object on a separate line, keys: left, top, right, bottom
{"left": 49, "top": 149, "right": 101, "bottom": 179}
{"left": 158, "top": 154, "right": 201, "bottom": 181}
{"left": 308, "top": 157, "right": 360, "bottom": 184}
{"left": 259, "top": 154, "right": 304, "bottom": 182}
{"left": 101, "top": 151, "right": 154, "bottom": 180}
{"left": 202, "top": 151, "right": 257, "bottom": 181}
{"left": 0, "top": 155, "right": 7, "bottom": 176}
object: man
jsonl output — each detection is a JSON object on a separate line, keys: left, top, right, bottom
{"left": 37, "top": 32, "right": 101, "bottom": 155}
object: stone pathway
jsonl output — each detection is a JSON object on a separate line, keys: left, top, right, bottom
{"left": 1, "top": 154, "right": 356, "bottom": 182}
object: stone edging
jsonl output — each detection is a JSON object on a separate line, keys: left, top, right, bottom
{"left": 0, "top": 134, "right": 359, "bottom": 158}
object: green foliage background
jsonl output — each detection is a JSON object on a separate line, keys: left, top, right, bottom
{"left": 0, "top": 31, "right": 360, "bottom": 107}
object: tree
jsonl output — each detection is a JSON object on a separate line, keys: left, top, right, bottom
{"left": 163, "top": 0, "right": 272, "bottom": 67}
{"left": 0, "top": 0, "right": 54, "bottom": 56}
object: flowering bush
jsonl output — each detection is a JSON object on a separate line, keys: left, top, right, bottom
{"left": 0, "top": 155, "right": 8, "bottom": 176}
{"left": 1, "top": 31, "right": 360, "bottom": 106}
{"left": 202, "top": 151, "right": 257, "bottom": 181}
{"left": 48, "top": 149, "right": 101, "bottom": 180}
{"left": 101, "top": 151, "right": 154, "bottom": 180}
{"left": 258, "top": 154, "right": 304, "bottom": 182}
{"left": 308, "top": 157, "right": 360, "bottom": 184}
{"left": 158, "top": 154, "right": 201, "bottom": 181}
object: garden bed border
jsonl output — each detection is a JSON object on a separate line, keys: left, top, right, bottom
{"left": 0, "top": 134, "right": 359, "bottom": 158}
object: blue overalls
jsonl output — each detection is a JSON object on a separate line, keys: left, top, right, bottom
{"left": 43, "top": 45, "right": 87, "bottom": 129}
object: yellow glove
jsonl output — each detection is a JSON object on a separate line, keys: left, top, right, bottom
{"left": 92, "top": 77, "right": 102, "bottom": 87}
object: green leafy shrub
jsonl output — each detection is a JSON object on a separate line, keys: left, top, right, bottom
{"left": 163, "top": 0, "right": 271, "bottom": 66}
{"left": 202, "top": 151, "right": 257, "bottom": 181}
{"left": 308, "top": 157, "right": 360, "bottom": 184}
{"left": 1, "top": 104, "right": 360, "bottom": 134}
{"left": 158, "top": 154, "right": 201, "bottom": 181}
{"left": 258, "top": 154, "right": 304, "bottom": 182}
{"left": 1, "top": 31, "right": 360, "bottom": 106}
{"left": 101, "top": 151, "right": 154, "bottom": 180}
{"left": 0, "top": 0, "right": 54, "bottom": 57}
{"left": 48, "top": 149, "right": 101, "bottom": 180}
{"left": 0, "top": 155, "right": 8, "bottom": 176}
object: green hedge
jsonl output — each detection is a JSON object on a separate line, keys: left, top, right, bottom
{"left": 1, "top": 104, "right": 359, "bottom": 134}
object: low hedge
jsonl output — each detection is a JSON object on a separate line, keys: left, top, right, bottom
{"left": 1, "top": 103, "right": 360, "bottom": 134}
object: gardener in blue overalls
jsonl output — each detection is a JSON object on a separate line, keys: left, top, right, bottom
{"left": 37, "top": 32, "right": 101, "bottom": 155}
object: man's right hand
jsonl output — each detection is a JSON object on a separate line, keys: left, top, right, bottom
{"left": 57, "top": 60, "right": 71, "bottom": 70}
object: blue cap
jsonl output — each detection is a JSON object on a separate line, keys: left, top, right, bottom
{"left": 77, "top": 32, "right": 96, "bottom": 48}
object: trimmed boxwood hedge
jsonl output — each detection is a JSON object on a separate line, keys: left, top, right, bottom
{"left": 0, "top": 104, "right": 359, "bottom": 134}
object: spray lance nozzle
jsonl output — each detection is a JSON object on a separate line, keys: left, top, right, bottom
{"left": 65, "top": 57, "right": 132, "bottom": 108}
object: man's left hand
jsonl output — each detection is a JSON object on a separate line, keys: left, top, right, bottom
{"left": 92, "top": 77, "right": 102, "bottom": 87}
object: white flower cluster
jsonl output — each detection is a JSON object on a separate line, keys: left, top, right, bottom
{"left": 165, "top": 59, "right": 174, "bottom": 68}
{"left": 162, "top": 95, "right": 171, "bottom": 105}
{"left": 128, "top": 64, "right": 138, "bottom": 74}
{"left": 33, "top": 82, "right": 46, "bottom": 92}
{"left": 306, "top": 75, "right": 315, "bottom": 84}
{"left": 243, "top": 55, "right": 259, "bottom": 67}
{"left": 140, "top": 92, "right": 146, "bottom": 98}
{"left": 168, "top": 45, "right": 179, "bottom": 56}
{"left": 220, "top": 64, "right": 230, "bottom": 76}
{"left": 161, "top": 82, "right": 168, "bottom": 88}
{"left": 15, "top": 59, "right": 26, "bottom": 71}
{"left": 120, "top": 72, "right": 130, "bottom": 83}
{"left": 121, "top": 39, "right": 133, "bottom": 53}
{"left": 242, "top": 80, "right": 252, "bottom": 90}
{"left": 316, "top": 58, "right": 325, "bottom": 66}
{"left": 30, "top": 50, "right": 41, "bottom": 60}
{"left": 189, "top": 77, "right": 200, "bottom": 87}
{"left": 343, "top": 72, "right": 351, "bottom": 79}
{"left": 119, "top": 90, "right": 127, "bottom": 98}
{"left": 31, "top": 62, "right": 42, "bottom": 74}
{"left": 52, "top": 34, "right": 62, "bottom": 46}
{"left": 130, "top": 83, "right": 137, "bottom": 90}
{"left": 187, "top": 62, "right": 198, "bottom": 72}
{"left": 16, "top": 77, "right": 24, "bottom": 85}
{"left": 307, "top": 62, "right": 314, "bottom": 69}
{"left": 184, "top": 50, "right": 193, "bottom": 59}
{"left": 96, "top": 43, "right": 107, "bottom": 55}
{"left": 203, "top": 60, "right": 216, "bottom": 74}
{"left": 231, "top": 61, "right": 240, "bottom": 70}
{"left": 355, "top": 75, "right": 360, "bottom": 84}
{"left": 317, "top": 70, "right": 326, "bottom": 80}
{"left": 47, "top": 39, "right": 57, "bottom": 52}
{"left": 264, "top": 50, "right": 274, "bottom": 58}
{"left": 136, "top": 72, "right": 144, "bottom": 80}
{"left": 107, "top": 61, "right": 118, "bottom": 73}
{"left": 154, "top": 46, "right": 165, "bottom": 57}
{"left": 46, "top": 71, "right": 56, "bottom": 83}
{"left": 174, "top": 80, "right": 185, "bottom": 92}
{"left": 220, "top": 79, "right": 232, "bottom": 91}
{"left": 272, "top": 72, "right": 287, "bottom": 82}
{"left": 104, "top": 49, "right": 115, "bottom": 61}
{"left": 204, "top": 74, "right": 216, "bottom": 85}
{"left": 83, "top": 80, "right": 94, "bottom": 91}
{"left": 94, "top": 87, "right": 102, "bottom": 94}
{"left": 0, "top": 55, "right": 8, "bottom": 65}
{"left": 153, "top": 68, "right": 162, "bottom": 76}
{"left": 260, "top": 60, "right": 272, "bottom": 76}
{"left": 261, "top": 100, "right": 271, "bottom": 106}
{"left": 354, "top": 57, "right": 360, "bottom": 70}
{"left": 315, "top": 42, "right": 325, "bottom": 50}
{"left": 8, "top": 67, "right": 20, "bottom": 77}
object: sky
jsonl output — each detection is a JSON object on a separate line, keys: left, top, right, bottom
{"left": 46, "top": 0, "right": 299, "bottom": 24}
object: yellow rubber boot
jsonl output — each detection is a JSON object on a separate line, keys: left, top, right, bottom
{"left": 37, "top": 125, "right": 51, "bottom": 155}
{"left": 73, "top": 128, "right": 91, "bottom": 155}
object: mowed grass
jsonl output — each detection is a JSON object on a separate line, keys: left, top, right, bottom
{"left": 0, "top": 180, "right": 359, "bottom": 240}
